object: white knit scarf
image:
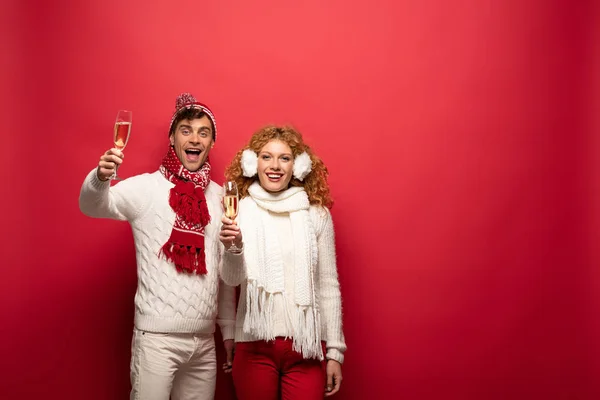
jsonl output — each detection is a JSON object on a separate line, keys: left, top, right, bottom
{"left": 241, "top": 182, "right": 323, "bottom": 360}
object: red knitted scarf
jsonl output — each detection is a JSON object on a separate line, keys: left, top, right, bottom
{"left": 159, "top": 146, "right": 211, "bottom": 274}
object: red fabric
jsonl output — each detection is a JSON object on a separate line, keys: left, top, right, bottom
{"left": 159, "top": 146, "right": 211, "bottom": 274}
{"left": 169, "top": 93, "right": 218, "bottom": 141}
{"left": 232, "top": 339, "right": 326, "bottom": 400}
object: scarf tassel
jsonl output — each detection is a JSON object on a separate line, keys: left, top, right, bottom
{"left": 243, "top": 280, "right": 276, "bottom": 341}
{"left": 293, "top": 306, "right": 323, "bottom": 360}
{"left": 160, "top": 243, "right": 207, "bottom": 275}
{"left": 159, "top": 148, "right": 211, "bottom": 275}
{"left": 243, "top": 281, "right": 323, "bottom": 360}
{"left": 169, "top": 189, "right": 211, "bottom": 227}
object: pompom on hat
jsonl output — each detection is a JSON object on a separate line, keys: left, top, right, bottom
{"left": 169, "top": 93, "right": 218, "bottom": 141}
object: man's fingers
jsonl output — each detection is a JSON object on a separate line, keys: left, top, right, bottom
{"left": 222, "top": 362, "right": 232, "bottom": 373}
{"left": 101, "top": 154, "right": 123, "bottom": 165}
{"left": 97, "top": 150, "right": 124, "bottom": 180}
{"left": 105, "top": 148, "right": 124, "bottom": 158}
{"left": 99, "top": 161, "right": 116, "bottom": 170}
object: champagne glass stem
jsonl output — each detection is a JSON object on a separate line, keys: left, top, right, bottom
{"left": 112, "top": 164, "right": 121, "bottom": 181}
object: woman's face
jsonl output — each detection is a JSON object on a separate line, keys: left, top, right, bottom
{"left": 257, "top": 140, "right": 294, "bottom": 193}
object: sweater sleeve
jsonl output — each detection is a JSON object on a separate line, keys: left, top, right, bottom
{"left": 219, "top": 248, "right": 247, "bottom": 287}
{"left": 216, "top": 278, "right": 236, "bottom": 340}
{"left": 313, "top": 207, "right": 347, "bottom": 364}
{"left": 79, "top": 168, "right": 149, "bottom": 221}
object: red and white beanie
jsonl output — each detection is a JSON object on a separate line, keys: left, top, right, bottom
{"left": 169, "top": 93, "right": 218, "bottom": 141}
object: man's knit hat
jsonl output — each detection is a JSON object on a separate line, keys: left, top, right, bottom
{"left": 169, "top": 93, "right": 217, "bottom": 141}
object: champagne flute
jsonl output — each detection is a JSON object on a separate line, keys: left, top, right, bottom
{"left": 223, "top": 181, "right": 242, "bottom": 254}
{"left": 112, "top": 110, "right": 132, "bottom": 180}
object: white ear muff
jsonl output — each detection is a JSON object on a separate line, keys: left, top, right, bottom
{"left": 241, "top": 149, "right": 258, "bottom": 177}
{"left": 293, "top": 152, "right": 312, "bottom": 181}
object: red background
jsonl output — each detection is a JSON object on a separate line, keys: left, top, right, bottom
{"left": 2, "top": 0, "right": 599, "bottom": 399}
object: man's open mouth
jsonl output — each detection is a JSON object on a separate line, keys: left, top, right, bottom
{"left": 185, "top": 149, "right": 202, "bottom": 161}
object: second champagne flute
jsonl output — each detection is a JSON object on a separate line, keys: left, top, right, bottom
{"left": 223, "top": 181, "right": 242, "bottom": 254}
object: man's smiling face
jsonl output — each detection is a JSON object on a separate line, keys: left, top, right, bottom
{"left": 169, "top": 115, "right": 214, "bottom": 171}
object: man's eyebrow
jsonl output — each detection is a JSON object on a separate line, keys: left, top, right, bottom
{"left": 178, "top": 124, "right": 212, "bottom": 133}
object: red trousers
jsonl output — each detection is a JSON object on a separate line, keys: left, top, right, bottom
{"left": 232, "top": 338, "right": 326, "bottom": 400}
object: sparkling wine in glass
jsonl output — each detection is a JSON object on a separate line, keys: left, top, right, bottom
{"left": 223, "top": 181, "right": 242, "bottom": 254}
{"left": 112, "top": 110, "right": 132, "bottom": 180}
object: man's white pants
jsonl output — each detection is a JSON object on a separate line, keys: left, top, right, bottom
{"left": 129, "top": 329, "right": 217, "bottom": 400}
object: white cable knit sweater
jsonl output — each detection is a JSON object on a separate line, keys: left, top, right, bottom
{"left": 79, "top": 169, "right": 235, "bottom": 339}
{"left": 220, "top": 185, "right": 347, "bottom": 363}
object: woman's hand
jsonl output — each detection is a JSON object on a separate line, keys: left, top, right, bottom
{"left": 325, "top": 359, "right": 342, "bottom": 396}
{"left": 220, "top": 216, "right": 243, "bottom": 250}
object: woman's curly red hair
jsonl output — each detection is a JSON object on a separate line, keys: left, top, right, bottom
{"left": 225, "top": 125, "right": 333, "bottom": 209}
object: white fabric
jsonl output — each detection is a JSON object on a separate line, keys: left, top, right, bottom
{"left": 79, "top": 169, "right": 236, "bottom": 339}
{"left": 220, "top": 193, "right": 347, "bottom": 363}
{"left": 241, "top": 149, "right": 258, "bottom": 177}
{"left": 129, "top": 329, "right": 216, "bottom": 400}
{"left": 244, "top": 182, "right": 321, "bottom": 359}
{"left": 292, "top": 151, "right": 312, "bottom": 181}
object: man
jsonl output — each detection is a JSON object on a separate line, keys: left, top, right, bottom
{"left": 79, "top": 93, "right": 235, "bottom": 400}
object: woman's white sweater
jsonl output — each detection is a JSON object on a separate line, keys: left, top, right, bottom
{"left": 220, "top": 197, "right": 346, "bottom": 363}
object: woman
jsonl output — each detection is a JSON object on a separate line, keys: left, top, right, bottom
{"left": 219, "top": 125, "right": 346, "bottom": 399}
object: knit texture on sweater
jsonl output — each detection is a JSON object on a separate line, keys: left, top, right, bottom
{"left": 79, "top": 169, "right": 235, "bottom": 339}
{"left": 220, "top": 183, "right": 346, "bottom": 363}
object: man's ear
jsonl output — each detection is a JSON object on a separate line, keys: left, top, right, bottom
{"left": 169, "top": 134, "right": 174, "bottom": 146}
